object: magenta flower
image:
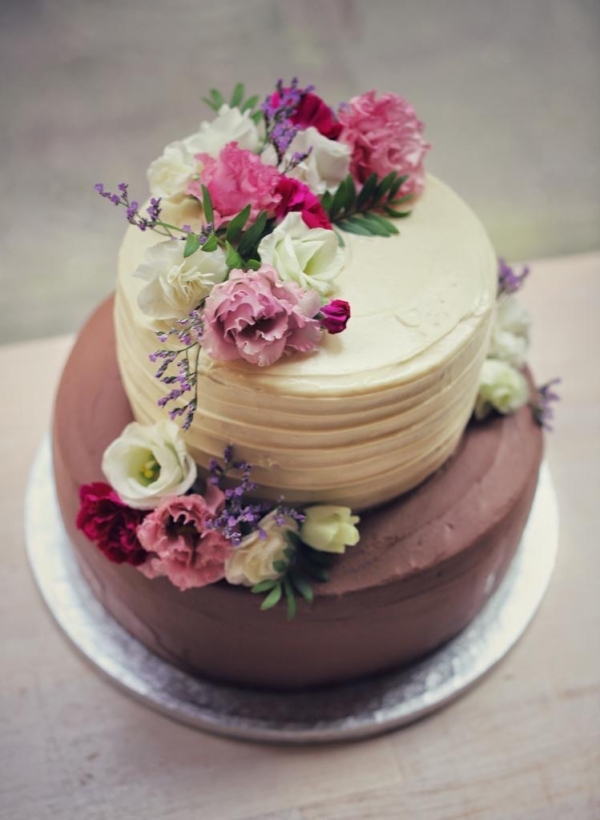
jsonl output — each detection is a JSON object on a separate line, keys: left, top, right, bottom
{"left": 76, "top": 482, "right": 148, "bottom": 565}
{"left": 275, "top": 175, "right": 332, "bottom": 229}
{"left": 202, "top": 265, "right": 323, "bottom": 367}
{"left": 320, "top": 299, "right": 351, "bottom": 334}
{"left": 186, "top": 142, "right": 281, "bottom": 228}
{"left": 137, "top": 487, "right": 232, "bottom": 590}
{"left": 267, "top": 87, "right": 343, "bottom": 141}
{"left": 338, "top": 90, "right": 430, "bottom": 197}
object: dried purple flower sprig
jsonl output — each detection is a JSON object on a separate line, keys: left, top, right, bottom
{"left": 261, "top": 77, "right": 314, "bottom": 164}
{"left": 531, "top": 378, "right": 561, "bottom": 431}
{"left": 149, "top": 310, "right": 204, "bottom": 431}
{"left": 498, "top": 258, "right": 531, "bottom": 297}
{"left": 205, "top": 447, "right": 304, "bottom": 547}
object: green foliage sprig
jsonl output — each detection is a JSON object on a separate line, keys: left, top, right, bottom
{"left": 202, "top": 83, "right": 262, "bottom": 124}
{"left": 251, "top": 531, "right": 337, "bottom": 620}
{"left": 321, "top": 171, "right": 413, "bottom": 238}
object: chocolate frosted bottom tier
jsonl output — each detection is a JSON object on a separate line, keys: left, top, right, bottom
{"left": 53, "top": 298, "right": 544, "bottom": 690}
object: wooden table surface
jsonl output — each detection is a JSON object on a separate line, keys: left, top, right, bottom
{"left": 1, "top": 253, "right": 599, "bottom": 820}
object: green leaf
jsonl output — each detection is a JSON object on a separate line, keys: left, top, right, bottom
{"left": 388, "top": 193, "right": 414, "bottom": 207}
{"left": 334, "top": 228, "right": 345, "bottom": 248}
{"left": 251, "top": 579, "right": 278, "bottom": 594}
{"left": 183, "top": 233, "right": 201, "bottom": 258}
{"left": 229, "top": 82, "right": 245, "bottom": 108}
{"left": 283, "top": 546, "right": 295, "bottom": 561}
{"left": 290, "top": 571, "right": 314, "bottom": 603}
{"left": 225, "top": 240, "right": 243, "bottom": 269}
{"left": 225, "top": 204, "right": 251, "bottom": 244}
{"left": 238, "top": 211, "right": 268, "bottom": 257}
{"left": 388, "top": 174, "right": 409, "bottom": 201}
{"left": 203, "top": 88, "right": 225, "bottom": 112}
{"left": 304, "top": 548, "right": 336, "bottom": 566}
{"left": 320, "top": 190, "right": 333, "bottom": 214}
{"left": 301, "top": 563, "right": 330, "bottom": 583}
{"left": 343, "top": 174, "right": 357, "bottom": 211}
{"left": 261, "top": 583, "right": 282, "bottom": 610}
{"left": 377, "top": 171, "right": 398, "bottom": 199}
{"left": 273, "top": 560, "right": 288, "bottom": 574}
{"left": 356, "top": 173, "right": 379, "bottom": 210}
{"left": 201, "top": 184, "right": 214, "bottom": 224}
{"left": 201, "top": 233, "right": 218, "bottom": 252}
{"left": 202, "top": 97, "right": 219, "bottom": 113}
{"left": 383, "top": 205, "right": 411, "bottom": 219}
{"left": 330, "top": 177, "right": 350, "bottom": 219}
{"left": 241, "top": 94, "right": 259, "bottom": 113}
{"left": 336, "top": 217, "right": 374, "bottom": 237}
{"left": 251, "top": 111, "right": 263, "bottom": 124}
{"left": 245, "top": 258, "right": 261, "bottom": 271}
{"left": 361, "top": 212, "right": 399, "bottom": 235}
{"left": 284, "top": 579, "right": 297, "bottom": 620}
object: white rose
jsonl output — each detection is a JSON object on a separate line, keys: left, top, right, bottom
{"left": 184, "top": 104, "right": 261, "bottom": 158}
{"left": 488, "top": 295, "right": 532, "bottom": 368}
{"left": 300, "top": 506, "right": 360, "bottom": 554}
{"left": 224, "top": 513, "right": 298, "bottom": 587}
{"left": 286, "top": 126, "right": 351, "bottom": 195}
{"left": 257, "top": 212, "right": 344, "bottom": 297}
{"left": 147, "top": 140, "right": 197, "bottom": 201}
{"left": 102, "top": 421, "right": 197, "bottom": 510}
{"left": 474, "top": 359, "right": 530, "bottom": 420}
{"left": 135, "top": 239, "right": 228, "bottom": 323}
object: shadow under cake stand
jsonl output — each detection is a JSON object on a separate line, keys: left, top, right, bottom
{"left": 26, "top": 436, "right": 558, "bottom": 744}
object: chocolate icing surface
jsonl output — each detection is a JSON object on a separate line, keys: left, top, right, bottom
{"left": 53, "top": 298, "right": 543, "bottom": 689}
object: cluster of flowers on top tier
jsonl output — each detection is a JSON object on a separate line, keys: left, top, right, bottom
{"left": 97, "top": 79, "right": 430, "bottom": 428}
{"left": 474, "top": 259, "right": 560, "bottom": 429}
{"left": 77, "top": 420, "right": 360, "bottom": 617}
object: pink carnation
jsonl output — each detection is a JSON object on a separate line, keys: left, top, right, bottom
{"left": 137, "top": 487, "right": 232, "bottom": 591}
{"left": 275, "top": 175, "right": 332, "bottom": 229}
{"left": 77, "top": 482, "right": 147, "bottom": 566}
{"left": 338, "top": 91, "right": 430, "bottom": 197}
{"left": 187, "top": 142, "right": 281, "bottom": 228}
{"left": 202, "top": 265, "right": 322, "bottom": 367}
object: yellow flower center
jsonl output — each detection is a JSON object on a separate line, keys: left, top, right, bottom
{"left": 140, "top": 458, "right": 161, "bottom": 485}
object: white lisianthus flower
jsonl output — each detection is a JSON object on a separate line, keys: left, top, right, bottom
{"left": 135, "top": 239, "right": 228, "bottom": 324}
{"left": 147, "top": 141, "right": 197, "bottom": 201}
{"left": 184, "top": 104, "right": 262, "bottom": 157}
{"left": 224, "top": 513, "right": 298, "bottom": 587}
{"left": 102, "top": 421, "right": 197, "bottom": 510}
{"left": 286, "top": 126, "right": 351, "bottom": 195}
{"left": 474, "top": 359, "right": 530, "bottom": 420}
{"left": 488, "top": 295, "right": 532, "bottom": 368}
{"left": 257, "top": 212, "right": 345, "bottom": 297}
{"left": 300, "top": 506, "right": 360, "bottom": 554}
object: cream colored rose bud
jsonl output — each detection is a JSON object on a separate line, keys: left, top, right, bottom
{"left": 300, "top": 505, "right": 360, "bottom": 554}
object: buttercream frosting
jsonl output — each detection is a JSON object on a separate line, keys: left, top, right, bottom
{"left": 114, "top": 175, "right": 497, "bottom": 509}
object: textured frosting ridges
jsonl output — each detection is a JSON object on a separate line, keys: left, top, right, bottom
{"left": 115, "top": 175, "right": 497, "bottom": 509}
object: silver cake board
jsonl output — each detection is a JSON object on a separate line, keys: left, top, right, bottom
{"left": 25, "top": 436, "right": 558, "bottom": 744}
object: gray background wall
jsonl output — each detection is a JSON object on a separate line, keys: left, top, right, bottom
{"left": 1, "top": 0, "right": 599, "bottom": 342}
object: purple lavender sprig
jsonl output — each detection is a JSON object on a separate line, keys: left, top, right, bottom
{"left": 261, "top": 77, "right": 314, "bottom": 165}
{"left": 206, "top": 451, "right": 272, "bottom": 546}
{"left": 531, "top": 378, "right": 561, "bottom": 431}
{"left": 149, "top": 309, "right": 204, "bottom": 430}
{"left": 498, "top": 258, "right": 531, "bottom": 297}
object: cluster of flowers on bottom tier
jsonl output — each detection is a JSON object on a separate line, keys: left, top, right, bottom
{"left": 474, "top": 258, "right": 560, "bottom": 430}
{"left": 76, "top": 420, "right": 360, "bottom": 616}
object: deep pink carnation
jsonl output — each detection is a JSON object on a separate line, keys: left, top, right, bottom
{"left": 202, "top": 265, "right": 322, "bottom": 367}
{"left": 275, "top": 175, "right": 332, "bottom": 229}
{"left": 320, "top": 299, "right": 351, "bottom": 334}
{"left": 186, "top": 142, "right": 281, "bottom": 228}
{"left": 76, "top": 482, "right": 147, "bottom": 566}
{"left": 269, "top": 89, "right": 343, "bottom": 140}
{"left": 137, "top": 487, "right": 232, "bottom": 591}
{"left": 338, "top": 90, "right": 430, "bottom": 197}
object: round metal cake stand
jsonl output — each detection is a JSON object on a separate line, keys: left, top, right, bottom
{"left": 26, "top": 437, "right": 558, "bottom": 744}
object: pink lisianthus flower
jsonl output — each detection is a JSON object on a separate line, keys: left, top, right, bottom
{"left": 202, "top": 265, "right": 323, "bottom": 367}
{"left": 76, "top": 482, "right": 148, "bottom": 566}
{"left": 338, "top": 91, "right": 430, "bottom": 197}
{"left": 320, "top": 299, "right": 351, "bottom": 334}
{"left": 275, "top": 175, "right": 332, "bottom": 229}
{"left": 186, "top": 142, "right": 281, "bottom": 228}
{"left": 136, "top": 487, "right": 232, "bottom": 591}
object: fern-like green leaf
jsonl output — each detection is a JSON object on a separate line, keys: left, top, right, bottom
{"left": 225, "top": 204, "right": 251, "bottom": 244}
{"left": 238, "top": 211, "right": 268, "bottom": 257}
{"left": 383, "top": 206, "right": 411, "bottom": 218}
{"left": 356, "top": 173, "right": 379, "bottom": 209}
{"left": 229, "top": 82, "right": 245, "bottom": 108}
{"left": 261, "top": 583, "right": 283, "bottom": 610}
{"left": 361, "top": 212, "right": 399, "bottom": 235}
{"left": 241, "top": 94, "right": 259, "bottom": 113}
{"left": 251, "top": 579, "right": 278, "bottom": 594}
{"left": 336, "top": 217, "right": 373, "bottom": 237}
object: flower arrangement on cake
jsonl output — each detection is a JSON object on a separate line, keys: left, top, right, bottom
{"left": 80, "top": 78, "right": 559, "bottom": 620}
